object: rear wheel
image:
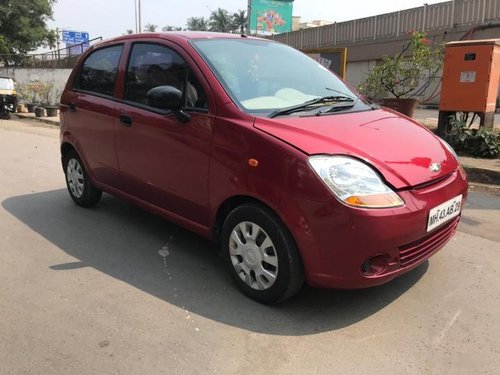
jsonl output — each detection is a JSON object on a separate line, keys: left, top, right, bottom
{"left": 63, "top": 150, "right": 102, "bottom": 207}
{"left": 221, "top": 204, "right": 304, "bottom": 304}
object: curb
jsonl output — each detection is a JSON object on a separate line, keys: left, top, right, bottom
{"left": 462, "top": 165, "right": 500, "bottom": 186}
{"left": 15, "top": 113, "right": 60, "bottom": 127}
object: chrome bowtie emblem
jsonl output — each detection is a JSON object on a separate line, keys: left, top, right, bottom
{"left": 429, "top": 162, "right": 441, "bottom": 173}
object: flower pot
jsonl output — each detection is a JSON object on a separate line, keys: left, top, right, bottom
{"left": 27, "top": 103, "right": 38, "bottom": 113}
{"left": 17, "top": 104, "right": 28, "bottom": 113}
{"left": 45, "top": 106, "right": 59, "bottom": 117}
{"left": 34, "top": 107, "right": 46, "bottom": 117}
{"left": 380, "top": 98, "right": 418, "bottom": 117}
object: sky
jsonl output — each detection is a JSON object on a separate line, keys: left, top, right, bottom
{"left": 47, "top": 0, "right": 445, "bottom": 45}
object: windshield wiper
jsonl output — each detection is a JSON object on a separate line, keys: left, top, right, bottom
{"left": 315, "top": 102, "right": 356, "bottom": 115}
{"left": 268, "top": 95, "right": 354, "bottom": 118}
{"left": 314, "top": 88, "right": 361, "bottom": 115}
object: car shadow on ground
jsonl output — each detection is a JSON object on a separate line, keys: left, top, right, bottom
{"left": 2, "top": 189, "right": 428, "bottom": 336}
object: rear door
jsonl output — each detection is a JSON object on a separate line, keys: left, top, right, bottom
{"left": 62, "top": 45, "right": 123, "bottom": 188}
{"left": 113, "top": 42, "right": 215, "bottom": 226}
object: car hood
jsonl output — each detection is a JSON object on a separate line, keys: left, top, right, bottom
{"left": 254, "top": 109, "right": 458, "bottom": 189}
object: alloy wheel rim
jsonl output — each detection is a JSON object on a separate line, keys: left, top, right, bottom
{"left": 229, "top": 221, "right": 279, "bottom": 291}
{"left": 67, "top": 158, "right": 84, "bottom": 198}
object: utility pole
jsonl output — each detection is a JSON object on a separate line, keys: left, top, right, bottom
{"left": 134, "top": 0, "right": 142, "bottom": 33}
{"left": 55, "top": 27, "right": 60, "bottom": 59}
{"left": 138, "top": 0, "right": 142, "bottom": 33}
{"left": 135, "top": 0, "right": 138, "bottom": 33}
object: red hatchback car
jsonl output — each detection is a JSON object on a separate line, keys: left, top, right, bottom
{"left": 60, "top": 32, "right": 468, "bottom": 303}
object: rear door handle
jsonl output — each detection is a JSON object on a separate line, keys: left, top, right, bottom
{"left": 119, "top": 115, "right": 132, "bottom": 127}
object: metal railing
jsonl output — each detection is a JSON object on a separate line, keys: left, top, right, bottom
{"left": 270, "top": 0, "right": 500, "bottom": 49}
{"left": 0, "top": 37, "right": 103, "bottom": 69}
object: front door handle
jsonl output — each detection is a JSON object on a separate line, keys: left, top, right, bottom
{"left": 68, "top": 103, "right": 76, "bottom": 112}
{"left": 119, "top": 115, "right": 132, "bottom": 127}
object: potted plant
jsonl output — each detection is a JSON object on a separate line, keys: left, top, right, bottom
{"left": 359, "top": 31, "right": 443, "bottom": 117}
{"left": 44, "top": 84, "right": 60, "bottom": 117}
{"left": 33, "top": 81, "right": 55, "bottom": 118}
{"left": 25, "top": 81, "right": 43, "bottom": 113}
{"left": 14, "top": 82, "right": 28, "bottom": 113}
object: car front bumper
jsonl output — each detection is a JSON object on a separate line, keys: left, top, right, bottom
{"left": 292, "top": 170, "right": 468, "bottom": 289}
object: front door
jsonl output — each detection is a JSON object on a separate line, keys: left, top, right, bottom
{"left": 114, "top": 42, "right": 214, "bottom": 226}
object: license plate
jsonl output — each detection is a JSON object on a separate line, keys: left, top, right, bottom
{"left": 427, "top": 195, "right": 462, "bottom": 232}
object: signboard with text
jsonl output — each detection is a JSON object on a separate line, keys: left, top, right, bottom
{"left": 249, "top": 0, "right": 293, "bottom": 36}
{"left": 62, "top": 30, "right": 90, "bottom": 55}
{"left": 62, "top": 30, "right": 89, "bottom": 44}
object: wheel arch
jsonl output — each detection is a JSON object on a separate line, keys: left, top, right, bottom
{"left": 212, "top": 195, "right": 296, "bottom": 248}
{"left": 61, "top": 142, "right": 77, "bottom": 158}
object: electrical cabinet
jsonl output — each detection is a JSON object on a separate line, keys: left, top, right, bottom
{"left": 438, "top": 39, "right": 500, "bottom": 134}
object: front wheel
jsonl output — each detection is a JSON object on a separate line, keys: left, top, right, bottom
{"left": 63, "top": 150, "right": 102, "bottom": 207}
{"left": 221, "top": 204, "right": 304, "bottom": 304}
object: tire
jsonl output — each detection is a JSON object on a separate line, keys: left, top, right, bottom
{"left": 221, "top": 204, "right": 304, "bottom": 304}
{"left": 63, "top": 150, "right": 102, "bottom": 207}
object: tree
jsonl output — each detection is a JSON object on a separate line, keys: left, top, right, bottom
{"left": 186, "top": 17, "right": 209, "bottom": 31}
{"left": 0, "top": 0, "right": 57, "bottom": 64}
{"left": 209, "top": 8, "right": 233, "bottom": 33}
{"left": 143, "top": 23, "right": 158, "bottom": 32}
{"left": 125, "top": 29, "right": 134, "bottom": 34}
{"left": 232, "top": 10, "right": 247, "bottom": 34}
{"left": 162, "top": 25, "right": 182, "bottom": 32}
{"left": 359, "top": 31, "right": 443, "bottom": 99}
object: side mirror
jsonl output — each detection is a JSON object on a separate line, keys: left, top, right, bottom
{"left": 146, "top": 85, "right": 182, "bottom": 110}
{"left": 146, "top": 85, "right": 191, "bottom": 123}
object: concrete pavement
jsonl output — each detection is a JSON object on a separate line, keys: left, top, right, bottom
{"left": 413, "top": 108, "right": 500, "bottom": 131}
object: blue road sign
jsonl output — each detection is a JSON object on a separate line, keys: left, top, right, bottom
{"left": 62, "top": 30, "right": 90, "bottom": 44}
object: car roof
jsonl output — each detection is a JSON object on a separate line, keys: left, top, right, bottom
{"left": 95, "top": 31, "right": 267, "bottom": 47}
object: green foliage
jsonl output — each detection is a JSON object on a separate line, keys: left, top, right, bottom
{"left": 186, "top": 17, "right": 209, "bottom": 31}
{"left": 209, "top": 8, "right": 233, "bottom": 33}
{"left": 444, "top": 117, "right": 500, "bottom": 159}
{"left": 474, "top": 128, "right": 500, "bottom": 158}
{"left": 16, "top": 80, "right": 55, "bottom": 104}
{"left": 0, "top": 0, "right": 56, "bottom": 61}
{"left": 162, "top": 25, "right": 183, "bottom": 32}
{"left": 232, "top": 10, "right": 248, "bottom": 34}
{"left": 208, "top": 8, "right": 247, "bottom": 33}
{"left": 143, "top": 23, "right": 158, "bottom": 32}
{"left": 359, "top": 31, "right": 443, "bottom": 99}
{"left": 163, "top": 9, "right": 247, "bottom": 34}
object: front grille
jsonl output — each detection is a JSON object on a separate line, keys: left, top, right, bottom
{"left": 399, "top": 217, "right": 460, "bottom": 268}
{"left": 410, "top": 172, "right": 454, "bottom": 191}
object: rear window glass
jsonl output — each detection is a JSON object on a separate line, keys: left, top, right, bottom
{"left": 74, "top": 45, "right": 123, "bottom": 96}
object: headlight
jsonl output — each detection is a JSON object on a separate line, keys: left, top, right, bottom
{"left": 439, "top": 138, "right": 458, "bottom": 160}
{"left": 308, "top": 156, "right": 404, "bottom": 208}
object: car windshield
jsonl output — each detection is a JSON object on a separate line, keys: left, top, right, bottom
{"left": 191, "top": 38, "right": 365, "bottom": 116}
{"left": 0, "top": 78, "right": 14, "bottom": 90}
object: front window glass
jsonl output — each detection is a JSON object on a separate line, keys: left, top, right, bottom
{"left": 125, "top": 43, "right": 207, "bottom": 109}
{"left": 192, "top": 38, "right": 365, "bottom": 115}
